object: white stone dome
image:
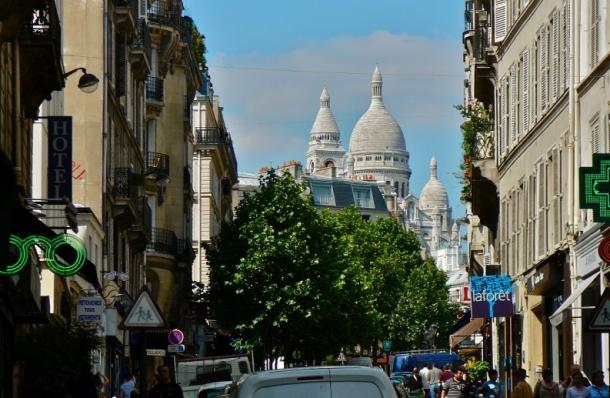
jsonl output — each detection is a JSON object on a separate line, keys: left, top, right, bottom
{"left": 349, "top": 66, "right": 407, "bottom": 154}
{"left": 311, "top": 86, "right": 340, "bottom": 135}
{"left": 420, "top": 157, "right": 449, "bottom": 209}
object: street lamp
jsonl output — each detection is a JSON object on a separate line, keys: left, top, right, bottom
{"left": 63, "top": 67, "right": 99, "bottom": 93}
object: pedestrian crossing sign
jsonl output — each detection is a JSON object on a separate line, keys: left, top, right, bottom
{"left": 123, "top": 287, "right": 165, "bottom": 328}
{"left": 588, "top": 288, "right": 610, "bottom": 332}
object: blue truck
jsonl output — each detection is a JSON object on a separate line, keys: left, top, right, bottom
{"left": 390, "top": 350, "right": 462, "bottom": 383}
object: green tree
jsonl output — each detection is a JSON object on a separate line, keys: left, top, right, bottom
{"left": 390, "top": 259, "right": 459, "bottom": 350}
{"left": 207, "top": 170, "right": 353, "bottom": 364}
{"left": 16, "top": 314, "right": 102, "bottom": 397}
{"left": 192, "top": 24, "right": 206, "bottom": 69}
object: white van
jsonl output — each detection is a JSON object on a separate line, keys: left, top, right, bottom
{"left": 227, "top": 366, "right": 397, "bottom": 398}
{"left": 176, "top": 355, "right": 251, "bottom": 398}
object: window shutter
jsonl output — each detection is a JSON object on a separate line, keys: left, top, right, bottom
{"left": 540, "top": 27, "right": 547, "bottom": 110}
{"left": 115, "top": 34, "right": 126, "bottom": 97}
{"left": 537, "top": 163, "right": 546, "bottom": 257}
{"left": 552, "top": 148, "right": 561, "bottom": 245}
{"left": 522, "top": 50, "right": 529, "bottom": 132}
{"left": 552, "top": 11, "right": 560, "bottom": 99}
{"left": 497, "top": 84, "right": 504, "bottom": 158}
{"left": 510, "top": 65, "right": 517, "bottom": 145}
{"left": 591, "top": 0, "right": 599, "bottom": 66}
{"left": 593, "top": 122, "right": 601, "bottom": 153}
{"left": 495, "top": 0, "right": 508, "bottom": 43}
{"left": 562, "top": 3, "right": 570, "bottom": 91}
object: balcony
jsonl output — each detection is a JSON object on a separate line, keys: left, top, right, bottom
{"left": 179, "top": 16, "right": 193, "bottom": 45}
{"left": 145, "top": 151, "right": 170, "bottom": 180}
{"left": 195, "top": 127, "right": 232, "bottom": 145}
{"left": 128, "top": 197, "right": 152, "bottom": 252}
{"left": 113, "top": 0, "right": 138, "bottom": 34}
{"left": 19, "top": 0, "right": 64, "bottom": 117}
{"left": 130, "top": 19, "right": 152, "bottom": 80}
{"left": 112, "top": 168, "right": 140, "bottom": 229}
{"left": 470, "top": 130, "right": 498, "bottom": 236}
{"left": 183, "top": 166, "right": 194, "bottom": 202}
{"left": 147, "top": 227, "right": 178, "bottom": 257}
{"left": 146, "top": 76, "right": 164, "bottom": 103}
{"left": 148, "top": 0, "right": 179, "bottom": 28}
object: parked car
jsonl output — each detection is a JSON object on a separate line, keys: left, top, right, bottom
{"left": 228, "top": 366, "right": 397, "bottom": 398}
{"left": 177, "top": 354, "right": 251, "bottom": 398}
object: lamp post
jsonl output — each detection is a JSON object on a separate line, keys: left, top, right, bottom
{"left": 63, "top": 67, "right": 100, "bottom": 93}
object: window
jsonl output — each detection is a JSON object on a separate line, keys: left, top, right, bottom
{"left": 540, "top": 25, "right": 548, "bottom": 111}
{"left": 384, "top": 155, "right": 391, "bottom": 161}
{"left": 375, "top": 155, "right": 381, "bottom": 161}
{"left": 331, "top": 382, "right": 383, "bottom": 398}
{"left": 311, "top": 182, "right": 335, "bottom": 206}
{"left": 591, "top": 117, "right": 601, "bottom": 153}
{"left": 365, "top": 156, "right": 372, "bottom": 161}
{"left": 591, "top": 0, "right": 600, "bottom": 67}
{"left": 562, "top": 2, "right": 570, "bottom": 90}
{"left": 254, "top": 383, "right": 331, "bottom": 398}
{"left": 353, "top": 187, "right": 373, "bottom": 208}
{"left": 522, "top": 49, "right": 530, "bottom": 133}
{"left": 551, "top": 10, "right": 560, "bottom": 99}
{"left": 394, "top": 156, "right": 398, "bottom": 161}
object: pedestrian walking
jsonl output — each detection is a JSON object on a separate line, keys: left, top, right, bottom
{"left": 513, "top": 368, "right": 534, "bottom": 398}
{"left": 442, "top": 366, "right": 467, "bottom": 398}
{"left": 409, "top": 367, "right": 424, "bottom": 393}
{"left": 429, "top": 363, "right": 443, "bottom": 398}
{"left": 534, "top": 369, "right": 561, "bottom": 398}
{"left": 564, "top": 365, "right": 592, "bottom": 396}
{"left": 421, "top": 363, "right": 431, "bottom": 398}
{"left": 566, "top": 371, "right": 592, "bottom": 398}
{"left": 588, "top": 370, "right": 609, "bottom": 398}
{"left": 441, "top": 364, "right": 454, "bottom": 384}
{"left": 148, "top": 365, "right": 183, "bottom": 398}
{"left": 119, "top": 372, "right": 136, "bottom": 398}
{"left": 480, "top": 369, "right": 500, "bottom": 398}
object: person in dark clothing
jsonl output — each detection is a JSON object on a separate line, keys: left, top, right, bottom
{"left": 72, "top": 363, "right": 99, "bottom": 398}
{"left": 409, "top": 367, "right": 424, "bottom": 392}
{"left": 149, "top": 365, "right": 183, "bottom": 398}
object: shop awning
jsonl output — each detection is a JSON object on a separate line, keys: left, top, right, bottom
{"left": 450, "top": 317, "right": 485, "bottom": 348}
{"left": 11, "top": 205, "right": 100, "bottom": 289}
{"left": 549, "top": 272, "right": 600, "bottom": 327}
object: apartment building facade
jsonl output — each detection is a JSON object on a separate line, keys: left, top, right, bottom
{"left": 463, "top": 0, "right": 610, "bottom": 386}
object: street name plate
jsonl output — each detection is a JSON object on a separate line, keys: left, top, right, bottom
{"left": 167, "top": 344, "right": 185, "bottom": 353}
{"left": 146, "top": 349, "right": 166, "bottom": 357}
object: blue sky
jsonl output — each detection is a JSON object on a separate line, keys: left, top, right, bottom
{"left": 183, "top": 0, "right": 466, "bottom": 214}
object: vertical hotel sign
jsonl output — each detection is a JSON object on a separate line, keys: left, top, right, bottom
{"left": 470, "top": 275, "right": 514, "bottom": 318}
{"left": 48, "top": 116, "right": 72, "bottom": 200}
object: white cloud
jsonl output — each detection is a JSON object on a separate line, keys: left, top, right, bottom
{"left": 208, "top": 30, "right": 464, "bottom": 205}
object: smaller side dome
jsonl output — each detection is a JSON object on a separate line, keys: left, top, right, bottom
{"left": 419, "top": 157, "right": 449, "bottom": 209}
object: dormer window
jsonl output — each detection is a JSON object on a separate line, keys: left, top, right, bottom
{"left": 353, "top": 187, "right": 373, "bottom": 208}
{"left": 311, "top": 182, "right": 335, "bottom": 206}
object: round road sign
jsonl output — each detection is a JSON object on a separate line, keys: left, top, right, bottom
{"left": 599, "top": 236, "right": 610, "bottom": 263}
{"left": 168, "top": 329, "right": 184, "bottom": 345}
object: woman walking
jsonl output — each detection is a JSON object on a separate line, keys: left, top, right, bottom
{"left": 535, "top": 369, "right": 561, "bottom": 398}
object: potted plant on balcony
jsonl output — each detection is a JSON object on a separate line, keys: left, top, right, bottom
{"left": 455, "top": 99, "right": 492, "bottom": 203}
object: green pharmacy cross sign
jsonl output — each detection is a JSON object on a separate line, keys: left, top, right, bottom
{"left": 1, "top": 234, "right": 87, "bottom": 276}
{"left": 580, "top": 154, "right": 610, "bottom": 222}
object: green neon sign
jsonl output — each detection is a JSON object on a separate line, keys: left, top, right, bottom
{"left": 1, "top": 234, "right": 87, "bottom": 276}
{"left": 580, "top": 154, "right": 610, "bottom": 222}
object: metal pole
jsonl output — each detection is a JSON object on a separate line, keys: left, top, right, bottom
{"left": 141, "top": 329, "right": 147, "bottom": 398}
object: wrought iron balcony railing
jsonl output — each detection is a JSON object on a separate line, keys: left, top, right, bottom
{"left": 148, "top": 0, "right": 179, "bottom": 27}
{"left": 179, "top": 16, "right": 193, "bottom": 44}
{"left": 474, "top": 130, "right": 494, "bottom": 160}
{"left": 176, "top": 238, "right": 195, "bottom": 264}
{"left": 147, "top": 227, "right": 178, "bottom": 256}
{"left": 113, "top": 168, "right": 138, "bottom": 203}
{"left": 132, "top": 18, "right": 152, "bottom": 65}
{"left": 145, "top": 151, "right": 170, "bottom": 178}
{"left": 195, "top": 127, "right": 232, "bottom": 145}
{"left": 146, "top": 76, "right": 164, "bottom": 102}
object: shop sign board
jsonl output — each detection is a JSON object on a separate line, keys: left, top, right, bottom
{"left": 470, "top": 275, "right": 513, "bottom": 318}
{"left": 47, "top": 116, "right": 72, "bottom": 200}
{"left": 579, "top": 154, "right": 610, "bottom": 222}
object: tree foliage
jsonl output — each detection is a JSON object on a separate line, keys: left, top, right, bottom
{"left": 390, "top": 259, "right": 460, "bottom": 350}
{"left": 192, "top": 24, "right": 206, "bottom": 69}
{"left": 16, "top": 314, "right": 102, "bottom": 397}
{"left": 206, "top": 170, "right": 458, "bottom": 363}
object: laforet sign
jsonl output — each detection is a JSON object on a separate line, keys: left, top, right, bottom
{"left": 470, "top": 275, "right": 514, "bottom": 318}
{"left": 48, "top": 116, "right": 72, "bottom": 200}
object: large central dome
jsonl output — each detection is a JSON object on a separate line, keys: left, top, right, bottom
{"left": 349, "top": 66, "right": 407, "bottom": 154}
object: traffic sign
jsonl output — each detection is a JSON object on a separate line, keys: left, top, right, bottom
{"left": 123, "top": 287, "right": 165, "bottom": 328}
{"left": 382, "top": 339, "right": 392, "bottom": 352}
{"left": 168, "top": 329, "right": 184, "bottom": 345}
{"left": 589, "top": 287, "right": 610, "bottom": 332}
{"left": 580, "top": 154, "right": 610, "bottom": 222}
{"left": 599, "top": 237, "right": 610, "bottom": 263}
{"left": 167, "top": 344, "right": 185, "bottom": 353}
